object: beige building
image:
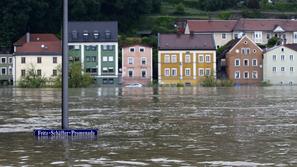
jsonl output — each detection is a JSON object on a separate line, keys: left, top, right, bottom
{"left": 185, "top": 19, "right": 297, "bottom": 47}
{"left": 13, "top": 33, "right": 62, "bottom": 85}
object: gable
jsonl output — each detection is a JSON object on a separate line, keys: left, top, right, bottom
{"left": 228, "top": 35, "right": 263, "bottom": 54}
{"left": 273, "top": 26, "right": 285, "bottom": 33}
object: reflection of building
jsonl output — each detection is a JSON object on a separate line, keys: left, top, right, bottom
{"left": 13, "top": 33, "right": 62, "bottom": 85}
{"left": 263, "top": 44, "right": 297, "bottom": 85}
{"left": 68, "top": 21, "right": 118, "bottom": 86}
{"left": 222, "top": 35, "right": 263, "bottom": 85}
{"left": 122, "top": 45, "right": 152, "bottom": 86}
{"left": 185, "top": 19, "right": 297, "bottom": 47}
{"left": 158, "top": 34, "right": 216, "bottom": 86}
{"left": 0, "top": 53, "right": 13, "bottom": 85}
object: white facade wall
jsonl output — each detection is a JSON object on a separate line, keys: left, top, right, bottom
{"left": 263, "top": 46, "right": 297, "bottom": 85}
{"left": 14, "top": 55, "right": 62, "bottom": 83}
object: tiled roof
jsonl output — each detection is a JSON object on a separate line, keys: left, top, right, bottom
{"left": 187, "top": 20, "right": 237, "bottom": 32}
{"left": 14, "top": 33, "right": 60, "bottom": 46}
{"left": 14, "top": 33, "right": 61, "bottom": 55}
{"left": 158, "top": 34, "right": 215, "bottom": 50}
{"left": 68, "top": 21, "right": 118, "bottom": 42}
{"left": 187, "top": 19, "right": 297, "bottom": 32}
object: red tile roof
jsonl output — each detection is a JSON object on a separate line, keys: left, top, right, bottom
{"left": 158, "top": 34, "right": 215, "bottom": 50}
{"left": 187, "top": 19, "right": 297, "bottom": 33}
{"left": 187, "top": 20, "right": 237, "bottom": 32}
{"left": 14, "top": 33, "right": 61, "bottom": 55}
{"left": 234, "top": 19, "right": 297, "bottom": 32}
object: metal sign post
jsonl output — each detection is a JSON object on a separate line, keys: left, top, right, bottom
{"left": 62, "top": 0, "right": 69, "bottom": 129}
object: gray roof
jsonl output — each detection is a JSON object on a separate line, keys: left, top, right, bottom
{"left": 68, "top": 21, "right": 118, "bottom": 43}
{"left": 158, "top": 34, "right": 215, "bottom": 50}
{"left": 0, "top": 54, "right": 12, "bottom": 57}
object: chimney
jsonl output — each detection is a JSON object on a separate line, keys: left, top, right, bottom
{"left": 26, "top": 32, "right": 30, "bottom": 43}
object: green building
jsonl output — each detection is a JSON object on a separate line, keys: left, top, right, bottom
{"left": 68, "top": 21, "right": 119, "bottom": 86}
{"left": 0, "top": 54, "right": 13, "bottom": 85}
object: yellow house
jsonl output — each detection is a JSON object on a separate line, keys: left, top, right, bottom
{"left": 158, "top": 34, "right": 216, "bottom": 86}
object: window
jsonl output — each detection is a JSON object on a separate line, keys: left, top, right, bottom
{"left": 102, "top": 67, "right": 108, "bottom": 73}
{"left": 21, "top": 70, "right": 26, "bottom": 77}
{"left": 281, "top": 48, "right": 284, "bottom": 52}
{"left": 254, "top": 31, "right": 262, "bottom": 43}
{"left": 53, "top": 57, "right": 57, "bottom": 64}
{"left": 294, "top": 32, "right": 297, "bottom": 43}
{"left": 290, "top": 55, "right": 294, "bottom": 61}
{"left": 128, "top": 69, "right": 133, "bottom": 77}
{"left": 139, "top": 47, "right": 145, "bottom": 52}
{"left": 243, "top": 72, "right": 249, "bottom": 79}
{"left": 86, "top": 56, "right": 91, "bottom": 62}
{"left": 185, "top": 54, "right": 191, "bottom": 63}
{"left": 1, "top": 67, "right": 6, "bottom": 75}
{"left": 272, "top": 67, "right": 276, "bottom": 72}
{"left": 53, "top": 70, "right": 57, "bottom": 76}
{"left": 141, "top": 70, "right": 147, "bottom": 78}
{"left": 165, "top": 55, "right": 170, "bottom": 63}
{"left": 9, "top": 57, "right": 12, "bottom": 63}
{"left": 222, "top": 33, "right": 226, "bottom": 39}
{"left": 267, "top": 33, "right": 271, "bottom": 39}
{"left": 128, "top": 57, "right": 134, "bottom": 64}
{"left": 199, "top": 55, "right": 204, "bottom": 63}
{"left": 234, "top": 33, "right": 239, "bottom": 39}
{"left": 235, "top": 71, "right": 240, "bottom": 79}
{"left": 243, "top": 59, "right": 249, "bottom": 66}
{"left": 290, "top": 67, "right": 294, "bottom": 72}
{"left": 93, "top": 31, "right": 99, "bottom": 39}
{"left": 8, "top": 67, "right": 12, "bottom": 75}
{"left": 199, "top": 68, "right": 204, "bottom": 76}
{"left": 171, "top": 68, "right": 177, "bottom": 76}
{"left": 235, "top": 59, "right": 240, "bottom": 66}
{"left": 281, "top": 55, "right": 285, "bottom": 61}
{"left": 205, "top": 68, "right": 211, "bottom": 76}
{"left": 108, "top": 67, "right": 114, "bottom": 73}
{"left": 205, "top": 55, "right": 211, "bottom": 63}
{"left": 83, "top": 31, "right": 89, "bottom": 40}
{"left": 105, "top": 30, "right": 111, "bottom": 39}
{"left": 273, "top": 55, "right": 276, "bottom": 61}
{"left": 108, "top": 56, "right": 113, "bottom": 62}
{"left": 103, "top": 56, "right": 108, "bottom": 62}
{"left": 241, "top": 48, "right": 250, "bottom": 55}
{"left": 91, "top": 56, "right": 96, "bottom": 62}
{"left": 141, "top": 57, "right": 146, "bottom": 65}
{"left": 1, "top": 57, "right": 6, "bottom": 64}
{"left": 103, "top": 45, "right": 108, "bottom": 50}
{"left": 72, "top": 31, "right": 78, "bottom": 40}
{"left": 253, "top": 49, "right": 257, "bottom": 53}
{"left": 129, "top": 48, "right": 135, "bottom": 52}
{"left": 185, "top": 68, "right": 191, "bottom": 76}
{"left": 252, "top": 71, "right": 258, "bottom": 79}
{"left": 171, "top": 55, "right": 177, "bottom": 63}
{"left": 281, "top": 67, "right": 285, "bottom": 71}
{"left": 289, "top": 81, "right": 293, "bottom": 85}
{"left": 21, "top": 57, "right": 26, "bottom": 64}
{"left": 252, "top": 59, "right": 257, "bottom": 66}
{"left": 164, "top": 68, "right": 170, "bottom": 76}
{"left": 37, "top": 69, "right": 42, "bottom": 76}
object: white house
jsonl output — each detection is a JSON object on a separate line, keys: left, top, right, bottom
{"left": 263, "top": 44, "right": 297, "bottom": 85}
{"left": 13, "top": 33, "right": 62, "bottom": 85}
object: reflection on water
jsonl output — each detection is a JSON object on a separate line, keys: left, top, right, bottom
{"left": 0, "top": 86, "right": 297, "bottom": 166}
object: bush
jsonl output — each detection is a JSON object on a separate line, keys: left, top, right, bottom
{"left": 69, "top": 62, "right": 94, "bottom": 88}
{"left": 18, "top": 65, "right": 47, "bottom": 88}
{"left": 267, "top": 37, "right": 280, "bottom": 48}
{"left": 218, "top": 11, "right": 232, "bottom": 20}
{"left": 176, "top": 83, "right": 184, "bottom": 87}
{"left": 260, "top": 80, "right": 271, "bottom": 87}
{"left": 217, "top": 79, "right": 234, "bottom": 87}
{"left": 173, "top": 2, "right": 186, "bottom": 15}
{"left": 201, "top": 75, "right": 217, "bottom": 87}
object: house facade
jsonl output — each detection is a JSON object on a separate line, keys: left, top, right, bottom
{"left": 122, "top": 45, "right": 152, "bottom": 86}
{"left": 158, "top": 34, "right": 216, "bottom": 86}
{"left": 13, "top": 33, "right": 62, "bottom": 85}
{"left": 185, "top": 19, "right": 297, "bottom": 47}
{"left": 68, "top": 21, "right": 118, "bottom": 86}
{"left": 0, "top": 54, "right": 13, "bottom": 85}
{"left": 225, "top": 35, "right": 263, "bottom": 85}
{"left": 263, "top": 44, "right": 297, "bottom": 85}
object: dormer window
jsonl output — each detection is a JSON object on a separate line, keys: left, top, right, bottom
{"left": 83, "top": 30, "right": 89, "bottom": 40}
{"left": 105, "top": 30, "right": 111, "bottom": 39}
{"left": 72, "top": 30, "right": 78, "bottom": 40}
{"left": 93, "top": 31, "right": 99, "bottom": 39}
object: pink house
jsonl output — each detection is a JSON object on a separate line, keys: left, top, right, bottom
{"left": 122, "top": 44, "right": 153, "bottom": 86}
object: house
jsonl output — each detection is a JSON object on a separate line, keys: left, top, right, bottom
{"left": 68, "top": 21, "right": 118, "bottom": 86}
{"left": 263, "top": 44, "right": 297, "bottom": 85}
{"left": 223, "top": 35, "right": 263, "bottom": 85}
{"left": 158, "top": 33, "right": 216, "bottom": 86}
{"left": 185, "top": 19, "right": 297, "bottom": 47}
{"left": 121, "top": 44, "right": 153, "bottom": 86}
{"left": 13, "top": 33, "right": 62, "bottom": 85}
{"left": 0, "top": 53, "right": 13, "bottom": 85}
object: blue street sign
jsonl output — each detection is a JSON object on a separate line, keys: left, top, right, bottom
{"left": 34, "top": 129, "right": 98, "bottom": 137}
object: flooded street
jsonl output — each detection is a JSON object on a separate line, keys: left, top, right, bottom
{"left": 0, "top": 87, "right": 297, "bottom": 166}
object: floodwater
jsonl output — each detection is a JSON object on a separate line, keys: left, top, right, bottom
{"left": 0, "top": 87, "right": 297, "bottom": 166}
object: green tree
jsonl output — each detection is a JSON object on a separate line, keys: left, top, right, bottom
{"left": 69, "top": 63, "right": 93, "bottom": 88}
{"left": 18, "top": 65, "right": 47, "bottom": 88}
{"left": 174, "top": 2, "right": 186, "bottom": 15}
